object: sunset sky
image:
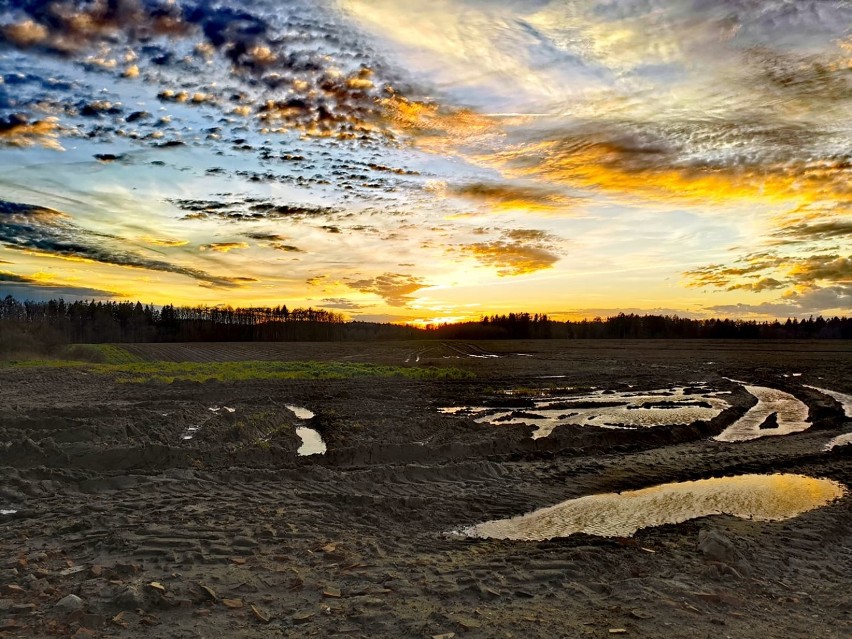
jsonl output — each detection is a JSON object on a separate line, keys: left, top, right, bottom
{"left": 0, "top": 0, "right": 849, "bottom": 323}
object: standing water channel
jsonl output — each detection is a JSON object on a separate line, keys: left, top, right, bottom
{"left": 461, "top": 474, "right": 846, "bottom": 540}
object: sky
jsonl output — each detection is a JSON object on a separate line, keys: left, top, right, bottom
{"left": 0, "top": 0, "right": 849, "bottom": 323}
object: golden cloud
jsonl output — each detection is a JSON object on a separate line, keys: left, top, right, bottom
{"left": 685, "top": 252, "right": 851, "bottom": 293}
{"left": 346, "top": 272, "right": 428, "bottom": 307}
{"left": 485, "top": 137, "right": 851, "bottom": 211}
{"left": 460, "top": 241, "right": 559, "bottom": 277}
{"left": 199, "top": 242, "right": 249, "bottom": 253}
{"left": 447, "top": 182, "right": 578, "bottom": 214}
{"left": 0, "top": 116, "right": 62, "bottom": 150}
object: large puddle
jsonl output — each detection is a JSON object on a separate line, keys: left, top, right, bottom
{"left": 461, "top": 474, "right": 846, "bottom": 540}
{"left": 714, "top": 384, "right": 810, "bottom": 442}
{"left": 440, "top": 386, "right": 730, "bottom": 439}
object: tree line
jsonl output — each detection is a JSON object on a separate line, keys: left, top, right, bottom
{"left": 0, "top": 297, "right": 849, "bottom": 357}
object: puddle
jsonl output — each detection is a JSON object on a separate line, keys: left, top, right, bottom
{"left": 714, "top": 384, "right": 809, "bottom": 442}
{"left": 208, "top": 406, "right": 235, "bottom": 413}
{"left": 296, "top": 427, "right": 326, "bottom": 456}
{"left": 461, "top": 474, "right": 846, "bottom": 540}
{"left": 286, "top": 404, "right": 315, "bottom": 420}
{"left": 0, "top": 509, "right": 17, "bottom": 515}
{"left": 440, "top": 386, "right": 730, "bottom": 439}
{"left": 804, "top": 386, "right": 852, "bottom": 418}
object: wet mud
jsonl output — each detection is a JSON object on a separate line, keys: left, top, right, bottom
{"left": 0, "top": 339, "right": 850, "bottom": 638}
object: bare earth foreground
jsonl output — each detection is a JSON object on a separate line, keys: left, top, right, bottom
{"left": 1, "top": 340, "right": 850, "bottom": 639}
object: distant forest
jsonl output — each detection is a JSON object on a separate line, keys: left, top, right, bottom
{"left": 1, "top": 296, "right": 849, "bottom": 356}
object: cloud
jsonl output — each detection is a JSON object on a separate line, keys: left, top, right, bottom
{"left": 0, "top": 114, "right": 62, "bottom": 149}
{"left": 773, "top": 220, "right": 852, "bottom": 243}
{"left": 146, "top": 237, "right": 188, "bottom": 247}
{"left": 456, "top": 227, "right": 561, "bottom": 276}
{"left": 318, "top": 298, "right": 367, "bottom": 310}
{"left": 0, "top": 199, "right": 242, "bottom": 287}
{"left": 170, "top": 198, "right": 339, "bottom": 222}
{"left": 346, "top": 272, "right": 429, "bottom": 306}
{"left": 0, "top": 270, "right": 120, "bottom": 300}
{"left": 447, "top": 181, "right": 577, "bottom": 214}
{"left": 707, "top": 285, "right": 852, "bottom": 318}
{"left": 199, "top": 242, "right": 249, "bottom": 253}
{"left": 684, "top": 252, "right": 851, "bottom": 293}
{"left": 459, "top": 241, "right": 559, "bottom": 277}
{"left": 241, "top": 233, "right": 303, "bottom": 253}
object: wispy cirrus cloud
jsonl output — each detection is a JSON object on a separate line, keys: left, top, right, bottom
{"left": 0, "top": 199, "right": 245, "bottom": 287}
{"left": 0, "top": 270, "right": 121, "bottom": 300}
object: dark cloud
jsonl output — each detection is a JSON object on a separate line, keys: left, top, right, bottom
{"left": 707, "top": 285, "right": 852, "bottom": 317}
{"left": 318, "top": 297, "right": 367, "bottom": 310}
{"left": 170, "top": 197, "right": 339, "bottom": 222}
{"left": 449, "top": 181, "right": 577, "bottom": 213}
{"left": 346, "top": 272, "right": 428, "bottom": 307}
{"left": 773, "top": 220, "right": 852, "bottom": 243}
{"left": 0, "top": 199, "right": 243, "bottom": 287}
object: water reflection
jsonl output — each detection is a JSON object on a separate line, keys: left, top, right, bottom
{"left": 296, "top": 427, "right": 326, "bottom": 456}
{"left": 463, "top": 474, "right": 845, "bottom": 540}
{"left": 441, "top": 386, "right": 730, "bottom": 439}
{"left": 714, "top": 384, "right": 809, "bottom": 442}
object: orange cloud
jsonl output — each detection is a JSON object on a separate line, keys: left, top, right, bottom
{"left": 486, "top": 138, "right": 851, "bottom": 211}
{"left": 0, "top": 115, "right": 62, "bottom": 150}
{"left": 447, "top": 181, "right": 578, "bottom": 214}
{"left": 199, "top": 242, "right": 249, "bottom": 253}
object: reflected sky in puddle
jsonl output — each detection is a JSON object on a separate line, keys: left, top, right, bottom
{"left": 286, "top": 404, "right": 315, "bottom": 420}
{"left": 462, "top": 474, "right": 846, "bottom": 540}
{"left": 296, "top": 427, "right": 326, "bottom": 456}
{"left": 714, "top": 384, "right": 809, "bottom": 442}
{"left": 440, "top": 386, "right": 730, "bottom": 439}
{"left": 285, "top": 404, "right": 325, "bottom": 455}
{"left": 1, "top": 509, "right": 17, "bottom": 515}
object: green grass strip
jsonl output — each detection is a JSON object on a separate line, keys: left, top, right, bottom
{"left": 1, "top": 358, "right": 474, "bottom": 383}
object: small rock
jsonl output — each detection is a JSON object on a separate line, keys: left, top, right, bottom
{"left": 55, "top": 594, "right": 84, "bottom": 612}
{"left": 432, "top": 634, "right": 456, "bottom": 639}
{"left": 698, "top": 530, "right": 736, "bottom": 564}
{"left": 293, "top": 610, "right": 314, "bottom": 623}
{"left": 609, "top": 630, "right": 628, "bottom": 635}
{"left": 322, "top": 586, "right": 341, "bottom": 598}
{"left": 221, "top": 598, "right": 243, "bottom": 608}
{"left": 110, "top": 586, "right": 143, "bottom": 611}
{"left": 148, "top": 582, "right": 166, "bottom": 593}
{"left": 251, "top": 603, "right": 270, "bottom": 623}
{"left": 4, "top": 584, "right": 25, "bottom": 595}
{"left": 89, "top": 565, "right": 104, "bottom": 578}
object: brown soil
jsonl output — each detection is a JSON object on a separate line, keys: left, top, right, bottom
{"left": 1, "top": 340, "right": 850, "bottom": 638}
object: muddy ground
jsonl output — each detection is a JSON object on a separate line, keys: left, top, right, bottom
{"left": 1, "top": 339, "right": 850, "bottom": 638}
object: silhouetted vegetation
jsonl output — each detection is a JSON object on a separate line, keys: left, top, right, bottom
{"left": 0, "top": 297, "right": 849, "bottom": 357}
